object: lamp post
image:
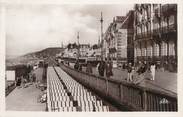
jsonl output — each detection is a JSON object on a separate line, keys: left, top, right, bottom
{"left": 100, "top": 12, "right": 109, "bottom": 94}
{"left": 77, "top": 32, "right": 80, "bottom": 61}
{"left": 100, "top": 12, "right": 104, "bottom": 61}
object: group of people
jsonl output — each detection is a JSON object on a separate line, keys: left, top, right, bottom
{"left": 16, "top": 72, "right": 37, "bottom": 88}
{"left": 16, "top": 76, "right": 26, "bottom": 88}
{"left": 73, "top": 59, "right": 114, "bottom": 79}
{"left": 74, "top": 60, "right": 83, "bottom": 71}
{"left": 126, "top": 61, "right": 156, "bottom": 83}
{"left": 73, "top": 59, "right": 156, "bottom": 84}
{"left": 96, "top": 60, "right": 113, "bottom": 78}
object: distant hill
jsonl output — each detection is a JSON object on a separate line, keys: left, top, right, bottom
{"left": 6, "top": 47, "right": 65, "bottom": 67}
{"left": 23, "top": 47, "right": 64, "bottom": 58}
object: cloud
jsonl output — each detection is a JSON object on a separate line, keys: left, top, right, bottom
{"left": 6, "top": 4, "right": 134, "bottom": 56}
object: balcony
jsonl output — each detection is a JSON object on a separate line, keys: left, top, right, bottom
{"left": 135, "top": 31, "right": 152, "bottom": 40}
{"left": 153, "top": 28, "right": 161, "bottom": 37}
{"left": 153, "top": 24, "right": 176, "bottom": 37}
{"left": 162, "top": 4, "right": 177, "bottom": 16}
{"left": 168, "top": 24, "right": 177, "bottom": 32}
{"left": 135, "top": 33, "right": 142, "bottom": 39}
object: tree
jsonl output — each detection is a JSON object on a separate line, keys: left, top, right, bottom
{"left": 92, "top": 44, "right": 98, "bottom": 49}
{"left": 72, "top": 43, "right": 78, "bottom": 49}
{"left": 67, "top": 43, "right": 71, "bottom": 50}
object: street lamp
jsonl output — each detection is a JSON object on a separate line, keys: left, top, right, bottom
{"left": 100, "top": 12, "right": 104, "bottom": 61}
{"left": 77, "top": 32, "right": 80, "bottom": 61}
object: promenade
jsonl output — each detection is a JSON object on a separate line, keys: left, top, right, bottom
{"left": 69, "top": 63, "right": 177, "bottom": 94}
{"left": 6, "top": 68, "right": 46, "bottom": 111}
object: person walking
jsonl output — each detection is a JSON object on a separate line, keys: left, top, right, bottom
{"left": 122, "top": 63, "right": 126, "bottom": 70}
{"left": 98, "top": 60, "right": 105, "bottom": 77}
{"left": 74, "top": 60, "right": 79, "bottom": 70}
{"left": 21, "top": 76, "right": 26, "bottom": 88}
{"left": 106, "top": 61, "right": 113, "bottom": 78}
{"left": 105, "top": 60, "right": 113, "bottom": 95}
{"left": 16, "top": 77, "right": 21, "bottom": 87}
{"left": 150, "top": 63, "right": 156, "bottom": 81}
{"left": 127, "top": 63, "right": 132, "bottom": 82}
{"left": 78, "top": 64, "right": 82, "bottom": 71}
{"left": 32, "top": 73, "right": 36, "bottom": 83}
{"left": 131, "top": 66, "right": 135, "bottom": 81}
{"left": 86, "top": 62, "right": 93, "bottom": 74}
{"left": 96, "top": 62, "right": 100, "bottom": 73}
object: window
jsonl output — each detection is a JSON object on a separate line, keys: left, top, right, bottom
{"left": 169, "top": 15, "right": 175, "bottom": 26}
{"left": 137, "top": 26, "right": 141, "bottom": 34}
{"left": 147, "top": 45, "right": 152, "bottom": 57}
{"left": 138, "top": 47, "right": 141, "bottom": 57}
{"left": 161, "top": 42, "right": 167, "bottom": 56}
{"left": 169, "top": 41, "right": 175, "bottom": 56}
{"left": 154, "top": 43, "right": 159, "bottom": 56}
{"left": 148, "top": 22, "right": 151, "bottom": 32}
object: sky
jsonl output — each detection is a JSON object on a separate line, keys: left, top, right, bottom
{"left": 6, "top": 4, "right": 134, "bottom": 57}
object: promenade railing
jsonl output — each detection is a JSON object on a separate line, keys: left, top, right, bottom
{"left": 60, "top": 64, "right": 177, "bottom": 111}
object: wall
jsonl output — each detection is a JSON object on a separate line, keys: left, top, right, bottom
{"left": 60, "top": 64, "right": 177, "bottom": 111}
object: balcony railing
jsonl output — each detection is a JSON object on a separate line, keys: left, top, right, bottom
{"left": 153, "top": 24, "right": 176, "bottom": 36}
{"left": 135, "top": 24, "right": 176, "bottom": 40}
{"left": 135, "top": 31, "right": 152, "bottom": 40}
{"left": 162, "top": 4, "right": 177, "bottom": 16}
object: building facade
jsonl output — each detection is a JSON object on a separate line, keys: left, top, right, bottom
{"left": 103, "top": 11, "right": 134, "bottom": 64}
{"left": 79, "top": 44, "right": 90, "bottom": 57}
{"left": 64, "top": 43, "right": 91, "bottom": 58}
{"left": 134, "top": 4, "right": 177, "bottom": 71}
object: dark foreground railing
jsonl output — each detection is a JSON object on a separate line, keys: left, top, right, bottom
{"left": 60, "top": 64, "right": 177, "bottom": 111}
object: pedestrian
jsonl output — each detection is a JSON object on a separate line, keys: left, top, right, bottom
{"left": 138, "top": 62, "right": 146, "bottom": 74}
{"left": 16, "top": 77, "right": 21, "bottom": 87}
{"left": 74, "top": 60, "right": 79, "bottom": 70}
{"left": 144, "top": 61, "right": 148, "bottom": 71}
{"left": 131, "top": 66, "right": 135, "bottom": 81}
{"left": 96, "top": 62, "right": 100, "bottom": 73}
{"left": 122, "top": 63, "right": 126, "bottom": 70}
{"left": 98, "top": 60, "right": 105, "bottom": 77}
{"left": 21, "top": 76, "right": 27, "bottom": 88}
{"left": 150, "top": 63, "right": 156, "bottom": 81}
{"left": 136, "top": 61, "right": 142, "bottom": 73}
{"left": 32, "top": 73, "right": 36, "bottom": 83}
{"left": 78, "top": 64, "right": 82, "bottom": 71}
{"left": 86, "top": 62, "right": 93, "bottom": 74}
{"left": 127, "top": 63, "right": 132, "bottom": 82}
{"left": 106, "top": 61, "right": 113, "bottom": 78}
{"left": 29, "top": 73, "right": 33, "bottom": 84}
{"left": 20, "top": 76, "right": 24, "bottom": 88}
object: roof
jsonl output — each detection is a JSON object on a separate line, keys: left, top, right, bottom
{"left": 114, "top": 16, "right": 126, "bottom": 23}
{"left": 121, "top": 10, "right": 134, "bottom": 29}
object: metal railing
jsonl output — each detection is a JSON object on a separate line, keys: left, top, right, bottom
{"left": 59, "top": 64, "right": 177, "bottom": 111}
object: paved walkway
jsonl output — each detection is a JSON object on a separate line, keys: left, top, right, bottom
{"left": 6, "top": 85, "right": 46, "bottom": 111}
{"left": 69, "top": 63, "right": 177, "bottom": 94}
{"left": 6, "top": 68, "right": 46, "bottom": 111}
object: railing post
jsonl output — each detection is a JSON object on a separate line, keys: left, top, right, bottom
{"left": 96, "top": 76, "right": 98, "bottom": 89}
{"left": 106, "top": 78, "right": 109, "bottom": 96}
{"left": 119, "top": 83, "right": 123, "bottom": 101}
{"left": 142, "top": 90, "right": 148, "bottom": 111}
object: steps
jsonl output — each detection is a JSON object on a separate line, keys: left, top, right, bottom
{"left": 47, "top": 66, "right": 109, "bottom": 112}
